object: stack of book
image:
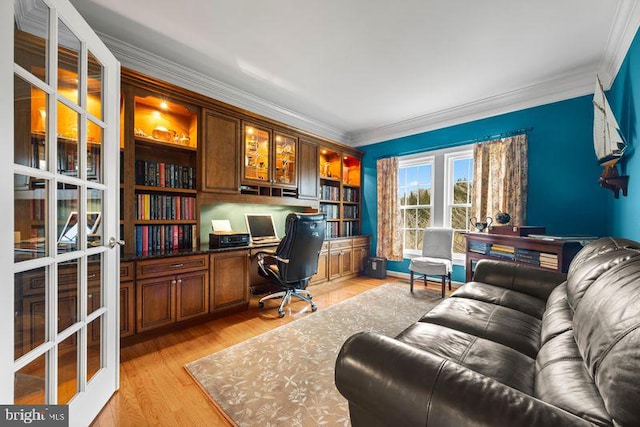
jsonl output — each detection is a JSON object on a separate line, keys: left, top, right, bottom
{"left": 320, "top": 184, "right": 340, "bottom": 201}
{"left": 489, "top": 244, "right": 515, "bottom": 260}
{"left": 515, "top": 248, "right": 540, "bottom": 266}
{"left": 319, "top": 204, "right": 339, "bottom": 219}
{"left": 539, "top": 252, "right": 559, "bottom": 270}
{"left": 468, "top": 241, "right": 491, "bottom": 255}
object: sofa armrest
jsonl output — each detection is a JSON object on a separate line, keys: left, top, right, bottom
{"left": 472, "top": 259, "right": 567, "bottom": 300}
{"left": 335, "top": 332, "right": 590, "bottom": 427}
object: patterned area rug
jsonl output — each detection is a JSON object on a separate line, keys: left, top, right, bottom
{"left": 185, "top": 283, "right": 441, "bottom": 426}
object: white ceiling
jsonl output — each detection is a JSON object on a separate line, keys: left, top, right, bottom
{"left": 68, "top": 0, "right": 640, "bottom": 146}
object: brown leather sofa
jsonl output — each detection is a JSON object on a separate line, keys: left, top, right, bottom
{"left": 335, "top": 237, "right": 640, "bottom": 426}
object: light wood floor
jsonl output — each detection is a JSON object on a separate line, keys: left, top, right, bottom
{"left": 92, "top": 276, "right": 448, "bottom": 426}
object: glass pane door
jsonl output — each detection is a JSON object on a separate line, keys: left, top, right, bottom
{"left": 8, "top": 0, "right": 120, "bottom": 424}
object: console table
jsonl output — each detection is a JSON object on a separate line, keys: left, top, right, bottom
{"left": 464, "top": 233, "right": 585, "bottom": 282}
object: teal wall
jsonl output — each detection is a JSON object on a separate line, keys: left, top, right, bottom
{"left": 199, "top": 203, "right": 304, "bottom": 244}
{"left": 359, "top": 96, "right": 609, "bottom": 281}
{"left": 608, "top": 28, "right": 640, "bottom": 240}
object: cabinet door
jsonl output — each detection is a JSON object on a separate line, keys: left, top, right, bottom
{"left": 176, "top": 270, "right": 209, "bottom": 321}
{"left": 273, "top": 131, "right": 297, "bottom": 188}
{"left": 242, "top": 123, "right": 272, "bottom": 183}
{"left": 353, "top": 246, "right": 368, "bottom": 274}
{"left": 298, "top": 139, "right": 318, "bottom": 199}
{"left": 328, "top": 250, "right": 342, "bottom": 280}
{"left": 201, "top": 109, "right": 240, "bottom": 193}
{"left": 136, "top": 276, "right": 176, "bottom": 333}
{"left": 340, "top": 248, "right": 353, "bottom": 276}
{"left": 311, "top": 250, "right": 329, "bottom": 284}
{"left": 211, "top": 251, "right": 249, "bottom": 311}
{"left": 119, "top": 281, "right": 135, "bottom": 338}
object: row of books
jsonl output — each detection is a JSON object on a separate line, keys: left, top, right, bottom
{"left": 135, "top": 194, "right": 196, "bottom": 220}
{"left": 135, "top": 224, "right": 197, "bottom": 255}
{"left": 469, "top": 242, "right": 560, "bottom": 270}
{"left": 539, "top": 252, "right": 559, "bottom": 270}
{"left": 468, "top": 241, "right": 491, "bottom": 254}
{"left": 319, "top": 203, "right": 339, "bottom": 219}
{"left": 343, "top": 221, "right": 360, "bottom": 237}
{"left": 326, "top": 222, "right": 339, "bottom": 238}
{"left": 343, "top": 205, "right": 359, "bottom": 219}
{"left": 343, "top": 187, "right": 359, "bottom": 202}
{"left": 489, "top": 244, "right": 515, "bottom": 260}
{"left": 135, "top": 160, "right": 196, "bottom": 189}
{"left": 320, "top": 184, "right": 340, "bottom": 201}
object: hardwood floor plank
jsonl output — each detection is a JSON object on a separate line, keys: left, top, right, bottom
{"left": 92, "top": 276, "right": 447, "bottom": 426}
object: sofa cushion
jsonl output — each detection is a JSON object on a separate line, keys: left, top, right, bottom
{"left": 397, "top": 322, "right": 535, "bottom": 393}
{"left": 540, "top": 282, "right": 573, "bottom": 346}
{"left": 566, "top": 247, "right": 640, "bottom": 311}
{"left": 419, "top": 297, "right": 541, "bottom": 358}
{"left": 572, "top": 255, "right": 640, "bottom": 427}
{"left": 451, "top": 281, "right": 547, "bottom": 319}
{"left": 535, "top": 330, "right": 611, "bottom": 426}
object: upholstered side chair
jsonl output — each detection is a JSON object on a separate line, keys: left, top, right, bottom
{"left": 409, "top": 227, "right": 453, "bottom": 297}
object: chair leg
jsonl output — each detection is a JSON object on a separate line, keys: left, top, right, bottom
{"left": 448, "top": 272, "right": 452, "bottom": 290}
{"left": 423, "top": 274, "right": 427, "bottom": 287}
{"left": 441, "top": 275, "right": 445, "bottom": 298}
{"left": 410, "top": 271, "right": 414, "bottom": 292}
{"left": 258, "top": 291, "right": 288, "bottom": 308}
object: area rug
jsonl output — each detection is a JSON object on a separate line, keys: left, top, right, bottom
{"left": 185, "top": 283, "right": 441, "bottom": 426}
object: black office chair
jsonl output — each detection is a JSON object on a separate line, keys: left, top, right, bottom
{"left": 256, "top": 213, "right": 326, "bottom": 317}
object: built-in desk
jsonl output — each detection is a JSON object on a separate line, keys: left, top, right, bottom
{"left": 119, "top": 235, "right": 369, "bottom": 344}
{"left": 464, "top": 233, "right": 584, "bottom": 282}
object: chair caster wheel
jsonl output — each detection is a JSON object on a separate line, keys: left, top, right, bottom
{"left": 278, "top": 310, "right": 285, "bottom": 318}
{"left": 311, "top": 303, "right": 317, "bottom": 312}
{"left": 258, "top": 302, "right": 264, "bottom": 308}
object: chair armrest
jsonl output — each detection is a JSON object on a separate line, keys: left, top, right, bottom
{"left": 472, "top": 259, "right": 566, "bottom": 300}
{"left": 335, "top": 332, "right": 590, "bottom": 427}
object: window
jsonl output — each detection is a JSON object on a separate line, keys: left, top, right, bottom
{"left": 446, "top": 153, "right": 474, "bottom": 254}
{"left": 398, "top": 147, "right": 474, "bottom": 260}
{"left": 398, "top": 159, "right": 433, "bottom": 254}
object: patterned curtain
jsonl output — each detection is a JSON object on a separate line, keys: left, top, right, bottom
{"left": 471, "top": 134, "right": 528, "bottom": 226}
{"left": 376, "top": 157, "right": 403, "bottom": 261}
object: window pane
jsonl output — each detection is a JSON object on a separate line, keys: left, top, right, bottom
{"left": 87, "top": 51, "right": 103, "bottom": 120}
{"left": 15, "top": 175, "right": 48, "bottom": 262}
{"left": 416, "top": 229, "right": 425, "bottom": 251}
{"left": 58, "top": 331, "right": 78, "bottom": 404}
{"left": 87, "top": 120, "right": 103, "bottom": 183}
{"left": 417, "top": 207, "right": 431, "bottom": 228}
{"left": 15, "top": 352, "right": 46, "bottom": 404}
{"left": 14, "top": 0, "right": 49, "bottom": 83}
{"left": 87, "top": 315, "right": 103, "bottom": 383}
{"left": 405, "top": 230, "right": 416, "bottom": 251}
{"left": 87, "top": 189, "right": 103, "bottom": 247}
{"left": 58, "top": 259, "right": 79, "bottom": 334}
{"left": 57, "top": 183, "right": 79, "bottom": 253}
{"left": 87, "top": 253, "right": 103, "bottom": 315}
{"left": 14, "top": 75, "right": 48, "bottom": 170}
{"left": 15, "top": 267, "right": 48, "bottom": 359}
{"left": 453, "top": 180, "right": 469, "bottom": 204}
{"left": 406, "top": 208, "right": 417, "bottom": 229}
{"left": 418, "top": 164, "right": 431, "bottom": 186}
{"left": 453, "top": 231, "right": 467, "bottom": 254}
{"left": 398, "top": 168, "right": 406, "bottom": 187}
{"left": 399, "top": 187, "right": 406, "bottom": 206}
{"left": 58, "top": 19, "right": 80, "bottom": 105}
{"left": 451, "top": 207, "right": 469, "bottom": 229}
{"left": 58, "top": 101, "right": 79, "bottom": 176}
{"left": 406, "top": 186, "right": 418, "bottom": 205}
{"left": 418, "top": 187, "right": 431, "bottom": 205}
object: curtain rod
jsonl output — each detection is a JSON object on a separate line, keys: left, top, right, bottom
{"left": 375, "top": 127, "right": 534, "bottom": 160}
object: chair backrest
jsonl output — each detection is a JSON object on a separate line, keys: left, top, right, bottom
{"left": 421, "top": 227, "right": 453, "bottom": 260}
{"left": 274, "top": 213, "right": 326, "bottom": 284}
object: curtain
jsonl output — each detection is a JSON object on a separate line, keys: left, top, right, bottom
{"left": 376, "top": 157, "right": 403, "bottom": 261}
{"left": 471, "top": 134, "right": 528, "bottom": 226}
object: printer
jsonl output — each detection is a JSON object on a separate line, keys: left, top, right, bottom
{"left": 209, "top": 231, "right": 250, "bottom": 249}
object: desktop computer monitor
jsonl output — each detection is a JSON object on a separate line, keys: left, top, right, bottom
{"left": 245, "top": 213, "right": 279, "bottom": 243}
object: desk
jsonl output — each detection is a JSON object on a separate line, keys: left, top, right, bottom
{"left": 464, "top": 233, "right": 584, "bottom": 282}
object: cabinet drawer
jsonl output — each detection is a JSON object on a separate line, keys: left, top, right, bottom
{"left": 136, "top": 254, "right": 209, "bottom": 280}
{"left": 120, "top": 261, "right": 135, "bottom": 281}
{"left": 352, "top": 236, "right": 369, "bottom": 248}
{"left": 330, "top": 239, "right": 352, "bottom": 251}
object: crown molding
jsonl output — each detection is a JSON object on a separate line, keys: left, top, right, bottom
{"left": 599, "top": 0, "right": 640, "bottom": 88}
{"left": 348, "top": 70, "right": 596, "bottom": 146}
{"left": 96, "top": 32, "right": 349, "bottom": 144}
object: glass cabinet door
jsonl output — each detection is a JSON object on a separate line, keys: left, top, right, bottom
{"left": 243, "top": 124, "right": 270, "bottom": 182}
{"left": 274, "top": 132, "right": 296, "bottom": 186}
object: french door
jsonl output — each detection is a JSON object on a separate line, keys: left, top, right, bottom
{"left": 2, "top": 0, "right": 121, "bottom": 425}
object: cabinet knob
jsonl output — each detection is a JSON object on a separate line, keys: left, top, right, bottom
{"left": 171, "top": 280, "right": 177, "bottom": 286}
{"left": 177, "top": 279, "right": 182, "bottom": 285}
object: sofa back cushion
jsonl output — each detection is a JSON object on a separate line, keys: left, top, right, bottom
{"left": 572, "top": 252, "right": 640, "bottom": 427}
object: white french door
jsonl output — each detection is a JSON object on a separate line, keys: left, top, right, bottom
{"left": 2, "top": 0, "right": 121, "bottom": 425}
